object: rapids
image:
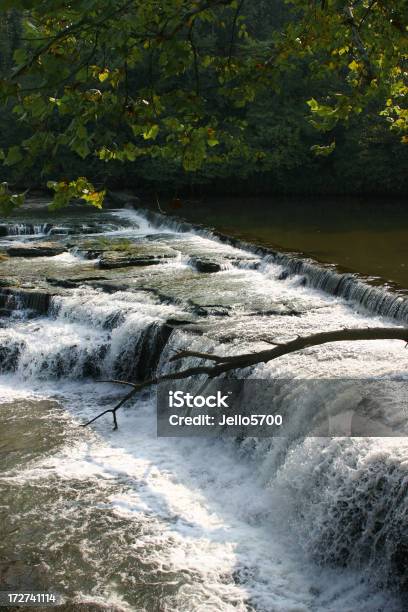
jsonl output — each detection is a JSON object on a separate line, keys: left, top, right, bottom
{"left": 0, "top": 203, "right": 407, "bottom": 611}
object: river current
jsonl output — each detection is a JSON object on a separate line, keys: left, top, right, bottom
{"left": 0, "top": 203, "right": 407, "bottom": 611}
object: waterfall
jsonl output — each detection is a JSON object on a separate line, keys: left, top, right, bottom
{"left": 2, "top": 296, "right": 407, "bottom": 592}
{"left": 1, "top": 206, "right": 407, "bottom": 610}
{"left": 136, "top": 208, "right": 408, "bottom": 324}
{"left": 0, "top": 288, "right": 181, "bottom": 381}
{"left": 0, "top": 287, "right": 52, "bottom": 316}
{"left": 263, "top": 254, "right": 408, "bottom": 322}
{"left": 1, "top": 222, "right": 52, "bottom": 236}
{"left": 272, "top": 436, "right": 408, "bottom": 590}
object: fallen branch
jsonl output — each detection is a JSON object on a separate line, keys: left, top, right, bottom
{"left": 83, "top": 327, "right": 408, "bottom": 430}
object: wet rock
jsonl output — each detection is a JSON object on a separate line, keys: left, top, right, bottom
{"left": 103, "top": 311, "right": 126, "bottom": 330}
{"left": 46, "top": 278, "right": 79, "bottom": 289}
{"left": 0, "top": 278, "right": 18, "bottom": 288}
{"left": 0, "top": 342, "right": 23, "bottom": 371}
{"left": 77, "top": 248, "right": 103, "bottom": 260}
{"left": 190, "top": 257, "right": 222, "bottom": 273}
{"left": 0, "top": 225, "right": 8, "bottom": 236}
{"left": 0, "top": 288, "right": 52, "bottom": 315}
{"left": 98, "top": 252, "right": 174, "bottom": 269}
{"left": 191, "top": 304, "right": 230, "bottom": 317}
{"left": 86, "top": 281, "right": 131, "bottom": 294}
{"left": 6, "top": 242, "right": 67, "bottom": 258}
{"left": 114, "top": 321, "right": 174, "bottom": 381}
{"left": 136, "top": 286, "right": 178, "bottom": 305}
{"left": 82, "top": 345, "right": 108, "bottom": 377}
{"left": 145, "top": 232, "right": 177, "bottom": 241}
{"left": 166, "top": 318, "right": 196, "bottom": 327}
{"left": 0, "top": 291, "right": 10, "bottom": 310}
{"left": 20, "top": 290, "right": 52, "bottom": 314}
{"left": 76, "top": 236, "right": 177, "bottom": 267}
{"left": 246, "top": 308, "right": 301, "bottom": 317}
{"left": 46, "top": 276, "right": 109, "bottom": 289}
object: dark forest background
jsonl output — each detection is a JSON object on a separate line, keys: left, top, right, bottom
{"left": 1, "top": 4, "right": 407, "bottom": 198}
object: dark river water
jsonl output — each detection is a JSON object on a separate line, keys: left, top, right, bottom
{"left": 169, "top": 197, "right": 408, "bottom": 291}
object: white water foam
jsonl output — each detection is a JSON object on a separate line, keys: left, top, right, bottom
{"left": 1, "top": 207, "right": 407, "bottom": 610}
{"left": 2, "top": 377, "right": 402, "bottom": 612}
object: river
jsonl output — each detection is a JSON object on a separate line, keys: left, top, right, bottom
{"left": 0, "top": 200, "right": 407, "bottom": 611}
{"left": 171, "top": 196, "right": 408, "bottom": 292}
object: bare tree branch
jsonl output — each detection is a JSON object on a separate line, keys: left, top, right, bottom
{"left": 357, "top": 0, "right": 378, "bottom": 30}
{"left": 188, "top": 20, "right": 200, "bottom": 96}
{"left": 83, "top": 327, "right": 408, "bottom": 430}
{"left": 97, "top": 379, "right": 139, "bottom": 388}
{"left": 227, "top": 0, "right": 245, "bottom": 66}
{"left": 169, "top": 350, "right": 225, "bottom": 363}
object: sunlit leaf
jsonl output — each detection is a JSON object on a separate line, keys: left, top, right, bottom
{"left": 143, "top": 124, "right": 159, "bottom": 140}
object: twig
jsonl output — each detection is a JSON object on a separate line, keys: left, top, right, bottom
{"left": 227, "top": 0, "right": 245, "bottom": 67}
{"left": 97, "top": 379, "right": 139, "bottom": 388}
{"left": 155, "top": 193, "right": 166, "bottom": 214}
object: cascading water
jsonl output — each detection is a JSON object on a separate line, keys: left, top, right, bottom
{"left": 0, "top": 204, "right": 407, "bottom": 611}
{"left": 136, "top": 208, "right": 408, "bottom": 324}
{"left": 2, "top": 222, "right": 52, "bottom": 236}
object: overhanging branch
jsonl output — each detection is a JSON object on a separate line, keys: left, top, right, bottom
{"left": 83, "top": 327, "right": 408, "bottom": 430}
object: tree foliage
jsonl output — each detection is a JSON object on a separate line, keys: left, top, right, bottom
{"left": 0, "top": 0, "right": 406, "bottom": 210}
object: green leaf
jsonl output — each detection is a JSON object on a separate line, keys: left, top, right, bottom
{"left": 29, "top": 95, "right": 48, "bottom": 119}
{"left": 310, "top": 141, "right": 336, "bottom": 156}
{"left": 4, "top": 146, "right": 23, "bottom": 166}
{"left": 13, "top": 48, "right": 27, "bottom": 66}
{"left": 73, "top": 139, "right": 91, "bottom": 159}
{"left": 143, "top": 124, "right": 159, "bottom": 140}
{"left": 307, "top": 98, "right": 319, "bottom": 112}
{"left": 348, "top": 60, "right": 359, "bottom": 72}
{"left": 123, "top": 142, "right": 141, "bottom": 161}
{"left": 0, "top": 182, "right": 26, "bottom": 215}
{"left": 81, "top": 189, "right": 106, "bottom": 208}
{"left": 47, "top": 177, "right": 105, "bottom": 209}
{"left": 98, "top": 69, "right": 110, "bottom": 82}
